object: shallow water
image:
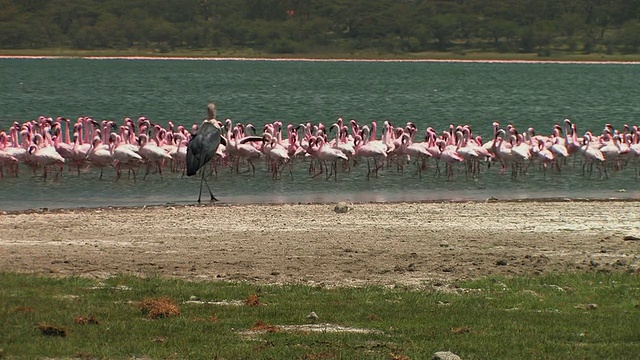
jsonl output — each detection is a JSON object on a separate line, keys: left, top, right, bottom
{"left": 1, "top": 58, "right": 639, "bottom": 211}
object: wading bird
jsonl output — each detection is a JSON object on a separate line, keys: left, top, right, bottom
{"left": 186, "top": 102, "right": 261, "bottom": 202}
{"left": 187, "top": 102, "right": 225, "bottom": 202}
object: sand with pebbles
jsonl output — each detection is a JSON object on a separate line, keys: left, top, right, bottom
{"left": 1, "top": 200, "right": 639, "bottom": 287}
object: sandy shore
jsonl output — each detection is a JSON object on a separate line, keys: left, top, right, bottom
{"left": 3, "top": 55, "right": 640, "bottom": 64}
{"left": 1, "top": 200, "right": 639, "bottom": 287}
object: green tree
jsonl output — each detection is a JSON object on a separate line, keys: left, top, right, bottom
{"left": 2, "top": 0, "right": 640, "bottom": 56}
{"left": 0, "top": 21, "right": 30, "bottom": 47}
{"left": 429, "top": 14, "right": 456, "bottom": 50}
{"left": 481, "top": 19, "right": 518, "bottom": 50}
{"left": 616, "top": 20, "right": 640, "bottom": 53}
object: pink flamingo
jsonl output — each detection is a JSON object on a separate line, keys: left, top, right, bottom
{"left": 0, "top": 132, "right": 18, "bottom": 177}
{"left": 87, "top": 136, "right": 113, "bottom": 180}
{"left": 532, "top": 139, "right": 555, "bottom": 178}
{"left": 307, "top": 136, "right": 348, "bottom": 181}
{"left": 262, "top": 132, "right": 292, "bottom": 179}
{"left": 439, "top": 134, "right": 464, "bottom": 180}
{"left": 109, "top": 133, "right": 142, "bottom": 181}
{"left": 228, "top": 123, "right": 263, "bottom": 175}
{"left": 27, "top": 135, "right": 65, "bottom": 181}
{"left": 138, "top": 133, "right": 172, "bottom": 180}
{"left": 354, "top": 133, "right": 387, "bottom": 179}
{"left": 582, "top": 132, "right": 606, "bottom": 177}
{"left": 493, "top": 129, "right": 519, "bottom": 179}
{"left": 398, "top": 132, "right": 432, "bottom": 177}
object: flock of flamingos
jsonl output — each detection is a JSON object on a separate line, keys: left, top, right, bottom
{"left": 0, "top": 114, "right": 636, "bottom": 182}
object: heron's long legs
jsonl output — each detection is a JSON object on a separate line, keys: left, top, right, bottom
{"left": 197, "top": 169, "right": 218, "bottom": 203}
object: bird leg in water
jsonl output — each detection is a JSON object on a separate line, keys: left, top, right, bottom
{"left": 277, "top": 160, "right": 294, "bottom": 180}
{"left": 197, "top": 168, "right": 218, "bottom": 203}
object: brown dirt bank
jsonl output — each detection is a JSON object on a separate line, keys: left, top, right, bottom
{"left": 1, "top": 201, "right": 639, "bottom": 288}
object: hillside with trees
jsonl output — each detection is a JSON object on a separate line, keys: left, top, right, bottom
{"left": 1, "top": 0, "right": 639, "bottom": 57}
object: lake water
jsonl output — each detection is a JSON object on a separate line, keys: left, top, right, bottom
{"left": 1, "top": 58, "right": 640, "bottom": 211}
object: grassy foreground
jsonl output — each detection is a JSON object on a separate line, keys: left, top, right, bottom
{"left": 1, "top": 272, "right": 639, "bottom": 359}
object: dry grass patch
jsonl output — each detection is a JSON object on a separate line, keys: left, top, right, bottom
{"left": 250, "top": 320, "right": 280, "bottom": 333}
{"left": 13, "top": 306, "right": 35, "bottom": 313}
{"left": 37, "top": 323, "right": 68, "bottom": 337}
{"left": 245, "top": 294, "right": 262, "bottom": 306}
{"left": 191, "top": 314, "right": 220, "bottom": 323}
{"left": 303, "top": 351, "right": 338, "bottom": 359}
{"left": 389, "top": 354, "right": 411, "bottom": 360}
{"left": 138, "top": 296, "right": 180, "bottom": 319}
{"left": 74, "top": 315, "right": 99, "bottom": 325}
{"left": 451, "top": 326, "right": 473, "bottom": 335}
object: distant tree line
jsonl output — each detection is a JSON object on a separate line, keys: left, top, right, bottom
{"left": 1, "top": 0, "right": 640, "bottom": 56}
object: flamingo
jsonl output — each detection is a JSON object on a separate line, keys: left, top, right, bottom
{"left": 398, "top": 132, "right": 431, "bottom": 178}
{"left": 329, "top": 123, "right": 356, "bottom": 162}
{"left": 1, "top": 127, "right": 25, "bottom": 176}
{"left": 532, "top": 139, "right": 555, "bottom": 178}
{"left": 307, "top": 136, "right": 348, "bottom": 181}
{"left": 493, "top": 129, "right": 519, "bottom": 179}
{"left": 229, "top": 126, "right": 263, "bottom": 175}
{"left": 262, "top": 132, "right": 292, "bottom": 179}
{"left": 354, "top": 133, "right": 387, "bottom": 179}
{"left": 439, "top": 136, "right": 464, "bottom": 180}
{"left": 0, "top": 132, "right": 18, "bottom": 177}
{"left": 109, "top": 133, "right": 142, "bottom": 181}
{"left": 454, "top": 130, "right": 480, "bottom": 178}
{"left": 138, "top": 133, "right": 172, "bottom": 179}
{"left": 599, "top": 132, "right": 625, "bottom": 171}
{"left": 582, "top": 133, "right": 606, "bottom": 177}
{"left": 27, "top": 142, "right": 65, "bottom": 181}
{"left": 52, "top": 120, "right": 74, "bottom": 167}
{"left": 87, "top": 136, "right": 113, "bottom": 179}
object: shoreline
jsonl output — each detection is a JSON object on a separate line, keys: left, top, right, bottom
{"left": 2, "top": 196, "right": 640, "bottom": 216}
{"left": 2, "top": 55, "right": 640, "bottom": 64}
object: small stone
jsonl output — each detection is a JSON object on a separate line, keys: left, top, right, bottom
{"left": 407, "top": 263, "right": 417, "bottom": 272}
{"left": 521, "top": 289, "right": 542, "bottom": 297}
{"left": 433, "top": 351, "right": 461, "bottom": 360}
{"left": 306, "top": 311, "right": 318, "bottom": 321}
{"left": 451, "top": 326, "right": 472, "bottom": 334}
{"left": 575, "top": 303, "right": 598, "bottom": 310}
{"left": 623, "top": 235, "right": 640, "bottom": 241}
{"left": 548, "top": 284, "right": 565, "bottom": 292}
{"left": 334, "top": 202, "right": 349, "bottom": 213}
{"left": 496, "top": 259, "right": 508, "bottom": 266}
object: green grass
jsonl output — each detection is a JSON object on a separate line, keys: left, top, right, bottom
{"left": 4, "top": 47, "right": 640, "bottom": 62}
{"left": 1, "top": 272, "right": 639, "bottom": 359}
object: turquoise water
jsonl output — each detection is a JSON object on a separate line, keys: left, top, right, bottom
{"left": 1, "top": 58, "right": 640, "bottom": 210}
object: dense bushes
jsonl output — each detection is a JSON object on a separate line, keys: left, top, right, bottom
{"left": 1, "top": 0, "right": 639, "bottom": 56}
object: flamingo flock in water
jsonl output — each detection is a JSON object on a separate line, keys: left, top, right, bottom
{"left": 0, "top": 115, "right": 637, "bottom": 182}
